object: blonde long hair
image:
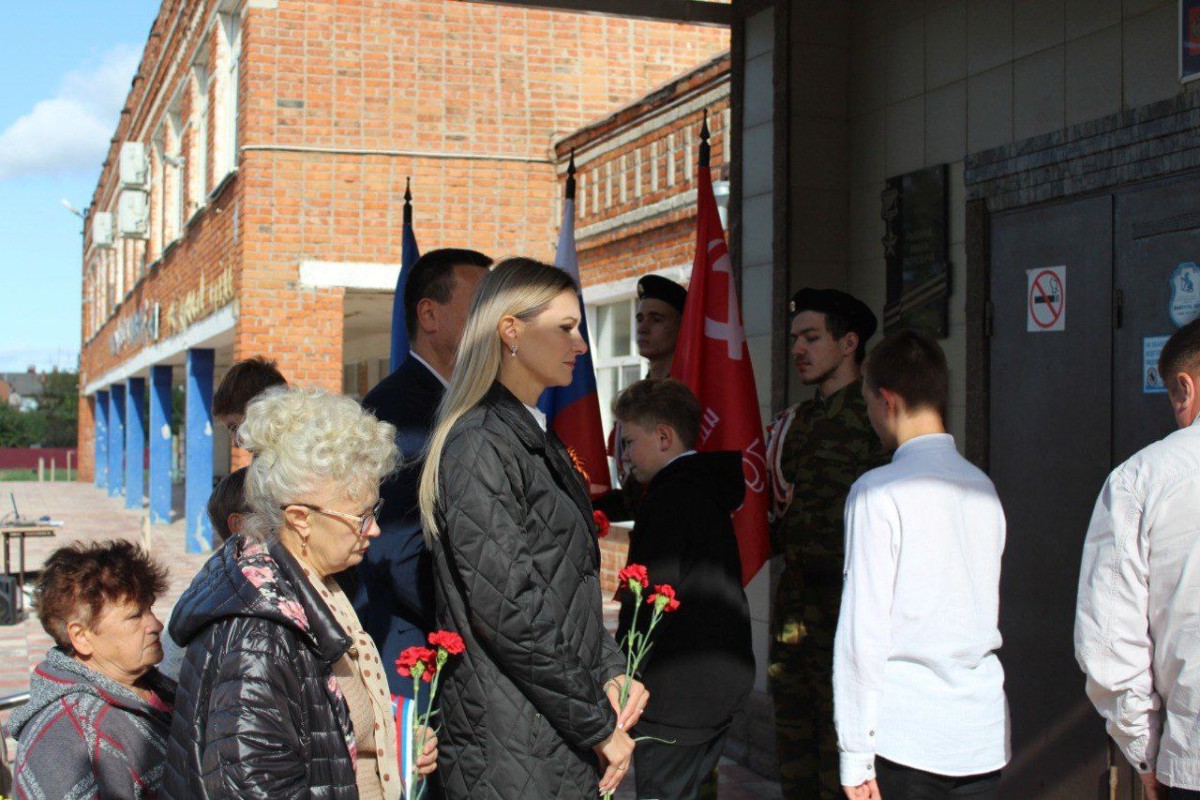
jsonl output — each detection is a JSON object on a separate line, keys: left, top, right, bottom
{"left": 418, "top": 257, "right": 577, "bottom": 537}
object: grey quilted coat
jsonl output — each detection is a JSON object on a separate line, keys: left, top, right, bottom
{"left": 431, "top": 382, "right": 625, "bottom": 799}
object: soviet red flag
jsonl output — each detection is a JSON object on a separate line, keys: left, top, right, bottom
{"left": 670, "top": 114, "right": 770, "bottom": 585}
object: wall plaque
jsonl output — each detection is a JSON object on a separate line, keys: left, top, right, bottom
{"left": 881, "top": 164, "right": 951, "bottom": 337}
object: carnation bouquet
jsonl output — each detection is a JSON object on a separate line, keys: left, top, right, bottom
{"left": 395, "top": 630, "right": 465, "bottom": 800}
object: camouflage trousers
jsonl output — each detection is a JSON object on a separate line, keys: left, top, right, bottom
{"left": 769, "top": 580, "right": 843, "bottom": 800}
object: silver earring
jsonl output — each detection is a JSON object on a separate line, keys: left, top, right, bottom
{"left": 510, "top": 343, "right": 518, "bottom": 357}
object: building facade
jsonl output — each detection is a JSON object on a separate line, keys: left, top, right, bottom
{"left": 76, "top": 0, "right": 728, "bottom": 549}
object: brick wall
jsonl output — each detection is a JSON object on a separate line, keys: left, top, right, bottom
{"left": 77, "top": 0, "right": 729, "bottom": 476}
{"left": 554, "top": 54, "right": 731, "bottom": 291}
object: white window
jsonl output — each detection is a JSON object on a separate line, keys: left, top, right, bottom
{"left": 166, "top": 108, "right": 184, "bottom": 241}
{"left": 585, "top": 296, "right": 647, "bottom": 486}
{"left": 189, "top": 62, "right": 209, "bottom": 208}
{"left": 214, "top": 12, "right": 241, "bottom": 180}
{"left": 149, "top": 134, "right": 164, "bottom": 259}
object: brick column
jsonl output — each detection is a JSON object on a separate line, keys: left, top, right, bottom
{"left": 150, "top": 366, "right": 174, "bottom": 523}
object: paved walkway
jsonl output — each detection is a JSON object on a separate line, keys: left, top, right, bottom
{"left": 0, "top": 480, "right": 780, "bottom": 798}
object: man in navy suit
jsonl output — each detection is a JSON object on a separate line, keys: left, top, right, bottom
{"left": 356, "top": 249, "right": 491, "bottom": 717}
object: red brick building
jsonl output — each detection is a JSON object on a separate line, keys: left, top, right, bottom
{"left": 557, "top": 52, "right": 730, "bottom": 448}
{"left": 77, "top": 0, "right": 726, "bottom": 546}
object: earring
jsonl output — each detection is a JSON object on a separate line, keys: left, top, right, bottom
{"left": 301, "top": 536, "right": 309, "bottom": 555}
{"left": 510, "top": 343, "right": 518, "bottom": 357}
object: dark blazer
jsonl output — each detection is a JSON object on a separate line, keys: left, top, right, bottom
{"left": 432, "top": 381, "right": 626, "bottom": 799}
{"left": 616, "top": 450, "right": 755, "bottom": 745}
{"left": 163, "top": 537, "right": 357, "bottom": 800}
{"left": 357, "top": 353, "right": 444, "bottom": 697}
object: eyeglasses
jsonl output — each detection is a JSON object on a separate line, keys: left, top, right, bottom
{"left": 281, "top": 499, "right": 384, "bottom": 539}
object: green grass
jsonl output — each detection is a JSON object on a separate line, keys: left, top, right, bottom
{"left": 0, "top": 469, "right": 74, "bottom": 482}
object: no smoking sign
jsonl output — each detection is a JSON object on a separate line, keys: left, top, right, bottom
{"left": 1027, "top": 266, "right": 1066, "bottom": 332}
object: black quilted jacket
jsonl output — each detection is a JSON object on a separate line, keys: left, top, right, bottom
{"left": 432, "top": 382, "right": 626, "bottom": 799}
{"left": 162, "top": 537, "right": 359, "bottom": 800}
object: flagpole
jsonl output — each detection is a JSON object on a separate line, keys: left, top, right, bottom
{"left": 566, "top": 149, "right": 576, "bottom": 200}
{"left": 699, "top": 108, "right": 710, "bottom": 169}
{"left": 404, "top": 176, "right": 413, "bottom": 226}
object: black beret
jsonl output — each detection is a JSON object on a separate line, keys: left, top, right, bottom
{"left": 789, "top": 288, "right": 878, "bottom": 341}
{"left": 636, "top": 274, "right": 687, "bottom": 316}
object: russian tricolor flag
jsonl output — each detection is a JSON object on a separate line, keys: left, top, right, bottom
{"left": 538, "top": 154, "right": 612, "bottom": 499}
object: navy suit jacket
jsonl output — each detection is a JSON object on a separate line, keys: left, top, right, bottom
{"left": 357, "top": 355, "right": 443, "bottom": 698}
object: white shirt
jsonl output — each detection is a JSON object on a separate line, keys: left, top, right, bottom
{"left": 524, "top": 403, "right": 547, "bottom": 431}
{"left": 1075, "top": 414, "right": 1200, "bottom": 790}
{"left": 834, "top": 433, "right": 1010, "bottom": 786}
{"left": 407, "top": 349, "right": 448, "bottom": 388}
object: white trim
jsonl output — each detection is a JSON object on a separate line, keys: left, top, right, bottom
{"left": 84, "top": 302, "right": 238, "bottom": 395}
{"left": 299, "top": 260, "right": 402, "bottom": 290}
{"left": 581, "top": 264, "right": 692, "bottom": 305}
{"left": 577, "top": 189, "right": 697, "bottom": 241}
{"left": 560, "top": 80, "right": 729, "bottom": 170}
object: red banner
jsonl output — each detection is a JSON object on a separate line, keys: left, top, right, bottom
{"left": 671, "top": 151, "right": 771, "bottom": 585}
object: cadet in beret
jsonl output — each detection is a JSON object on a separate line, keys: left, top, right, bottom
{"left": 764, "top": 288, "right": 889, "bottom": 799}
{"left": 598, "top": 275, "right": 688, "bottom": 521}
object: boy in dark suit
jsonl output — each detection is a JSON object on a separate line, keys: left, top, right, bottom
{"left": 614, "top": 378, "right": 755, "bottom": 800}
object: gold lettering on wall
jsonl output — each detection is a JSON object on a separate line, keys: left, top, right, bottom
{"left": 166, "top": 267, "right": 234, "bottom": 336}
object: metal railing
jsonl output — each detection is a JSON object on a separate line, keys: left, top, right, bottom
{"left": 0, "top": 691, "right": 29, "bottom": 712}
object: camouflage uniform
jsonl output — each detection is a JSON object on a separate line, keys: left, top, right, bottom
{"left": 765, "top": 380, "right": 887, "bottom": 799}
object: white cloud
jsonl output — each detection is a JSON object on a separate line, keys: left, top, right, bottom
{"left": 0, "top": 45, "right": 141, "bottom": 182}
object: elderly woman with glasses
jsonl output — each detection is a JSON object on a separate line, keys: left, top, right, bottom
{"left": 163, "top": 387, "right": 436, "bottom": 800}
{"left": 7, "top": 540, "right": 173, "bottom": 800}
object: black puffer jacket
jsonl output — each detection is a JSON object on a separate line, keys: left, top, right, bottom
{"left": 162, "top": 537, "right": 359, "bottom": 800}
{"left": 432, "top": 382, "right": 626, "bottom": 799}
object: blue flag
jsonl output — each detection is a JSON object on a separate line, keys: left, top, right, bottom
{"left": 389, "top": 182, "right": 420, "bottom": 372}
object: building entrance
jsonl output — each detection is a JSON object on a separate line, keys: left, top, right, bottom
{"left": 988, "top": 171, "right": 1200, "bottom": 799}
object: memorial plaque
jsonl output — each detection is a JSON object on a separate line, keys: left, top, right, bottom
{"left": 881, "top": 164, "right": 951, "bottom": 337}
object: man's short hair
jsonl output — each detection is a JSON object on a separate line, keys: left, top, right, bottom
{"left": 213, "top": 357, "right": 287, "bottom": 418}
{"left": 1158, "top": 317, "right": 1200, "bottom": 394}
{"left": 34, "top": 540, "right": 168, "bottom": 654}
{"left": 404, "top": 248, "right": 493, "bottom": 339}
{"left": 613, "top": 378, "right": 702, "bottom": 450}
{"left": 208, "top": 467, "right": 249, "bottom": 546}
{"left": 863, "top": 328, "right": 949, "bottom": 416}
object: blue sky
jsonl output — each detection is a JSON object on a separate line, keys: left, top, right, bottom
{"left": 1, "top": 1, "right": 160, "bottom": 373}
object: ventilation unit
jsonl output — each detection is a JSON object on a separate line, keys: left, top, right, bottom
{"left": 119, "top": 142, "right": 149, "bottom": 189}
{"left": 118, "top": 191, "right": 150, "bottom": 240}
{"left": 91, "top": 212, "right": 114, "bottom": 248}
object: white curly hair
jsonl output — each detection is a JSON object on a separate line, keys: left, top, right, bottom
{"left": 237, "top": 387, "right": 398, "bottom": 543}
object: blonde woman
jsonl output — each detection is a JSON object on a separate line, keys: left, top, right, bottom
{"left": 419, "top": 258, "right": 648, "bottom": 798}
{"left": 163, "top": 388, "right": 436, "bottom": 800}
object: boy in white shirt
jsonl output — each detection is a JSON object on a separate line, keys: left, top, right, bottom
{"left": 834, "top": 329, "right": 1010, "bottom": 800}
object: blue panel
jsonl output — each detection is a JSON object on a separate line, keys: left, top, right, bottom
{"left": 94, "top": 391, "right": 109, "bottom": 489}
{"left": 149, "top": 366, "right": 173, "bottom": 524}
{"left": 107, "top": 383, "right": 126, "bottom": 498}
{"left": 186, "top": 349, "right": 214, "bottom": 552}
{"left": 125, "top": 378, "right": 146, "bottom": 510}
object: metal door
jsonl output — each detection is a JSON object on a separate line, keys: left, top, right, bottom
{"left": 1114, "top": 173, "right": 1200, "bottom": 463}
{"left": 989, "top": 195, "right": 1115, "bottom": 799}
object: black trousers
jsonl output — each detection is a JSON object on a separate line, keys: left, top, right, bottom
{"left": 632, "top": 730, "right": 728, "bottom": 800}
{"left": 875, "top": 757, "right": 1001, "bottom": 800}
{"left": 1168, "top": 788, "right": 1200, "bottom": 799}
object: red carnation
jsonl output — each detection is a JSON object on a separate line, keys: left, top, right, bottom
{"left": 396, "top": 646, "right": 437, "bottom": 682}
{"left": 618, "top": 564, "right": 649, "bottom": 591}
{"left": 593, "top": 510, "right": 610, "bottom": 538}
{"left": 647, "top": 584, "right": 680, "bottom": 613}
{"left": 428, "top": 630, "right": 465, "bottom": 655}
